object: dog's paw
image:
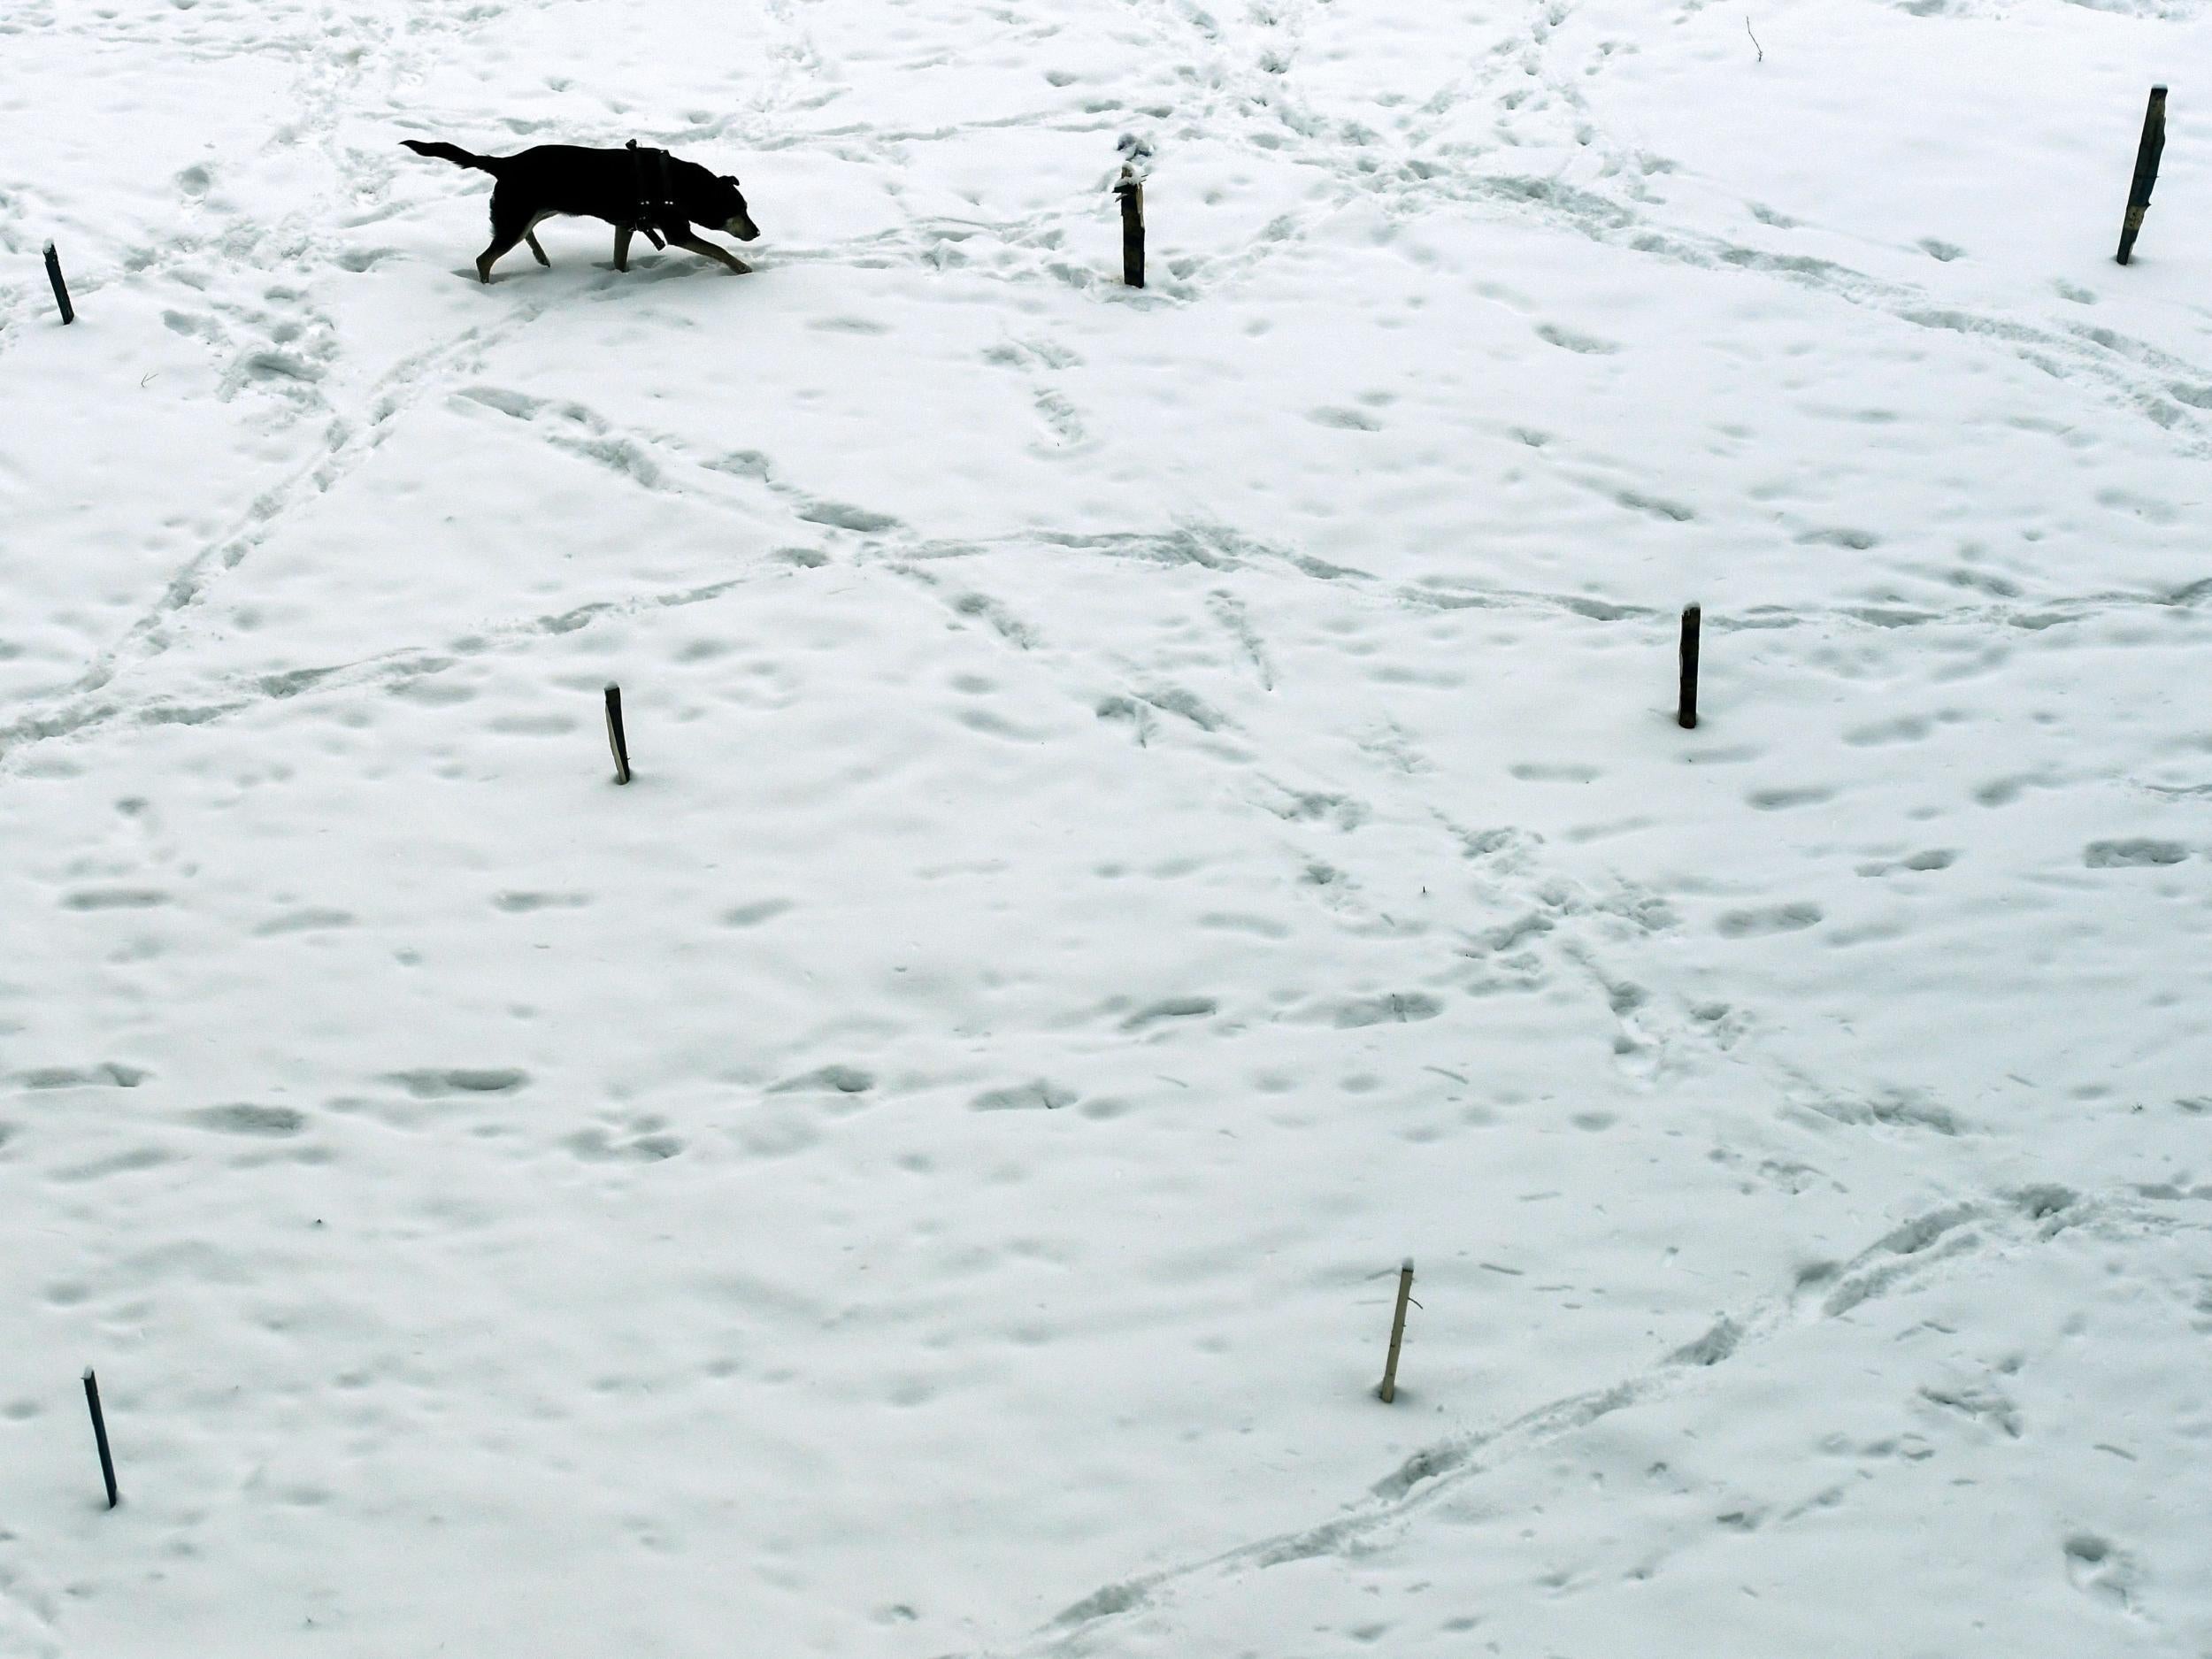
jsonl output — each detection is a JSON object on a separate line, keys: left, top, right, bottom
{"left": 729, "top": 259, "right": 752, "bottom": 274}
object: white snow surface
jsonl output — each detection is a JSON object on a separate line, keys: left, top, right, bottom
{"left": 5, "top": 0, "right": 2212, "bottom": 1653}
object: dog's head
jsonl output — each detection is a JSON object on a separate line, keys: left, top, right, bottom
{"left": 669, "top": 155, "right": 762, "bottom": 242}
{"left": 703, "top": 173, "right": 760, "bottom": 242}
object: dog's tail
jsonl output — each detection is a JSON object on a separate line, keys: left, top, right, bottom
{"left": 400, "top": 139, "right": 504, "bottom": 174}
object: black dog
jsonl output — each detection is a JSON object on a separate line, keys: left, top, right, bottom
{"left": 401, "top": 138, "right": 760, "bottom": 283}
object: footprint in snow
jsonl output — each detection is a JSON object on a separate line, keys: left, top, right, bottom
{"left": 2084, "top": 839, "right": 2187, "bottom": 868}
{"left": 1716, "top": 903, "right": 1822, "bottom": 938}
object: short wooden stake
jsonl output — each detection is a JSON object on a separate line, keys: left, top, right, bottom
{"left": 603, "top": 684, "right": 632, "bottom": 785}
{"left": 82, "top": 1369, "right": 118, "bottom": 1508}
{"left": 44, "top": 242, "right": 74, "bottom": 326}
{"left": 1677, "top": 604, "right": 1701, "bottom": 730}
{"left": 2117, "top": 86, "right": 2168, "bottom": 265}
{"left": 1379, "top": 1257, "right": 1415, "bottom": 1403}
{"left": 1117, "top": 167, "right": 1145, "bottom": 288}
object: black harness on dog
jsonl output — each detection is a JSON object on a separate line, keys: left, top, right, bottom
{"left": 626, "top": 139, "right": 677, "bottom": 248}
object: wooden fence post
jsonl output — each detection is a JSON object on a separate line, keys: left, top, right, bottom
{"left": 1379, "top": 1258, "right": 1415, "bottom": 1402}
{"left": 83, "top": 1369, "right": 119, "bottom": 1508}
{"left": 603, "top": 685, "right": 632, "bottom": 785}
{"left": 1117, "top": 166, "right": 1145, "bottom": 288}
{"left": 44, "top": 243, "right": 74, "bottom": 325}
{"left": 1678, "top": 604, "right": 1701, "bottom": 730}
{"left": 2117, "top": 86, "right": 2168, "bottom": 265}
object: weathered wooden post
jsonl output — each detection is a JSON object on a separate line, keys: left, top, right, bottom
{"left": 603, "top": 684, "right": 632, "bottom": 784}
{"left": 83, "top": 1369, "right": 119, "bottom": 1508}
{"left": 44, "top": 242, "right": 74, "bottom": 325}
{"left": 1678, "top": 604, "right": 1701, "bottom": 730}
{"left": 1379, "top": 1258, "right": 1415, "bottom": 1402}
{"left": 1117, "top": 165, "right": 1145, "bottom": 288}
{"left": 2117, "top": 86, "right": 2168, "bottom": 265}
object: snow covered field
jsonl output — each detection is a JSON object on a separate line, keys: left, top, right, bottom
{"left": 4, "top": 0, "right": 2211, "bottom": 1652}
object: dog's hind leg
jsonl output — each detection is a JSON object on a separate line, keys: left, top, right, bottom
{"left": 478, "top": 190, "right": 539, "bottom": 283}
{"left": 475, "top": 231, "right": 525, "bottom": 283}
{"left": 613, "top": 223, "right": 634, "bottom": 273}
{"left": 667, "top": 229, "right": 750, "bottom": 275}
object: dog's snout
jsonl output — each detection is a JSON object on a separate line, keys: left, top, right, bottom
{"left": 728, "top": 214, "right": 761, "bottom": 242}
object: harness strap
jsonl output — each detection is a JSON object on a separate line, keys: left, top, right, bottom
{"left": 626, "top": 139, "right": 678, "bottom": 245}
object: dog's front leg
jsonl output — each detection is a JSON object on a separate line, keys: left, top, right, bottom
{"left": 667, "top": 229, "right": 750, "bottom": 275}
{"left": 525, "top": 229, "right": 550, "bottom": 267}
{"left": 614, "top": 224, "right": 634, "bottom": 273}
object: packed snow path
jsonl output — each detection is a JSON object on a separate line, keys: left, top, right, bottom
{"left": 4, "top": 0, "right": 2211, "bottom": 1653}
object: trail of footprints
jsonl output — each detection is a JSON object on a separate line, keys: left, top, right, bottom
{"left": 970, "top": 1180, "right": 2205, "bottom": 1656}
